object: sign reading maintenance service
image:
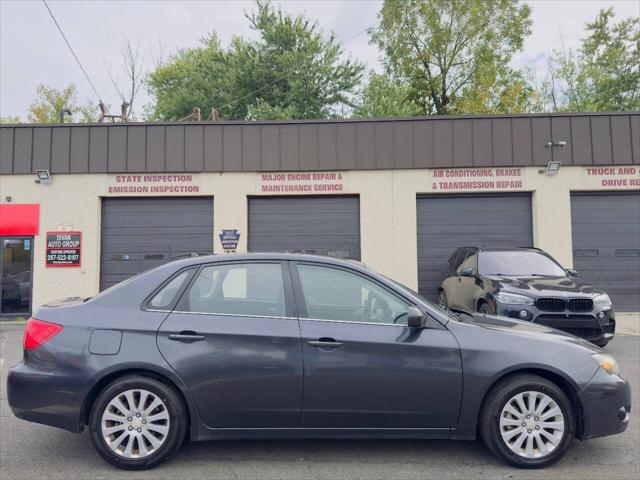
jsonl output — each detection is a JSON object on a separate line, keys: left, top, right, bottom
{"left": 46, "top": 231, "right": 82, "bottom": 267}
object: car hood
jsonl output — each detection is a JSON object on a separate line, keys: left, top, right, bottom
{"left": 460, "top": 312, "right": 602, "bottom": 353}
{"left": 484, "top": 275, "right": 601, "bottom": 297}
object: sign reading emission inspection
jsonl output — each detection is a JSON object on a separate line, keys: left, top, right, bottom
{"left": 46, "top": 231, "right": 82, "bottom": 267}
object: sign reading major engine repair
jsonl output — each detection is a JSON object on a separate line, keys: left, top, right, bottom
{"left": 46, "top": 231, "right": 81, "bottom": 267}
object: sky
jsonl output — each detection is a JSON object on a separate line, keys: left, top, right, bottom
{"left": 1, "top": 0, "right": 639, "bottom": 120}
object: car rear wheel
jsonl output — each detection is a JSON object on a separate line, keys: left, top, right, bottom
{"left": 478, "top": 301, "right": 495, "bottom": 315}
{"left": 479, "top": 374, "right": 575, "bottom": 468}
{"left": 89, "top": 374, "right": 187, "bottom": 470}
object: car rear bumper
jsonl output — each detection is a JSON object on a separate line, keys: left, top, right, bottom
{"left": 578, "top": 368, "right": 631, "bottom": 440}
{"left": 7, "top": 361, "right": 86, "bottom": 433}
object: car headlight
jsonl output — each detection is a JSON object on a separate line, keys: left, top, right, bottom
{"left": 594, "top": 293, "right": 612, "bottom": 309}
{"left": 494, "top": 292, "right": 534, "bottom": 305}
{"left": 591, "top": 353, "right": 621, "bottom": 376}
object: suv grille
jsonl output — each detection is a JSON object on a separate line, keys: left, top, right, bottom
{"left": 568, "top": 298, "right": 593, "bottom": 312}
{"left": 535, "top": 298, "right": 566, "bottom": 312}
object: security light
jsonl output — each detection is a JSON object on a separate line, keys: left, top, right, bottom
{"left": 35, "top": 169, "right": 52, "bottom": 184}
{"left": 546, "top": 161, "right": 561, "bottom": 176}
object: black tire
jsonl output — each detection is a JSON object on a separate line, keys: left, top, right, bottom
{"left": 438, "top": 290, "right": 448, "bottom": 308}
{"left": 89, "top": 374, "right": 187, "bottom": 470}
{"left": 479, "top": 374, "right": 575, "bottom": 469}
{"left": 478, "top": 301, "right": 496, "bottom": 315}
{"left": 593, "top": 338, "right": 610, "bottom": 348}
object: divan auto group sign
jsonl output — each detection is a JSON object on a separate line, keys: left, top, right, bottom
{"left": 46, "top": 232, "right": 81, "bottom": 267}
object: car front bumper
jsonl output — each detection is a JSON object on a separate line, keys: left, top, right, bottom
{"left": 495, "top": 304, "right": 615, "bottom": 343}
{"left": 578, "top": 367, "right": 631, "bottom": 440}
{"left": 7, "top": 360, "right": 87, "bottom": 433}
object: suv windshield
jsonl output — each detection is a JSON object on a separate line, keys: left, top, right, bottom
{"left": 478, "top": 251, "right": 566, "bottom": 276}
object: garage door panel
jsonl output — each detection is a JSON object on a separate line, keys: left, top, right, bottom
{"left": 417, "top": 194, "right": 532, "bottom": 300}
{"left": 100, "top": 197, "right": 213, "bottom": 290}
{"left": 571, "top": 192, "right": 640, "bottom": 311}
{"left": 249, "top": 196, "right": 360, "bottom": 260}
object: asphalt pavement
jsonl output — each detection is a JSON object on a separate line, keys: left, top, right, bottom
{"left": 1, "top": 322, "right": 638, "bottom": 480}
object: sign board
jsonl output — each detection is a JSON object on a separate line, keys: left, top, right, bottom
{"left": 431, "top": 167, "right": 524, "bottom": 191}
{"left": 584, "top": 167, "right": 640, "bottom": 188}
{"left": 106, "top": 174, "right": 201, "bottom": 194}
{"left": 46, "top": 231, "right": 81, "bottom": 267}
{"left": 219, "top": 229, "right": 240, "bottom": 252}
{"left": 259, "top": 172, "right": 345, "bottom": 193}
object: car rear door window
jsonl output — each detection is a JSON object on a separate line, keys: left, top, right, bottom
{"left": 183, "top": 263, "right": 286, "bottom": 317}
{"left": 296, "top": 264, "right": 410, "bottom": 325}
{"left": 147, "top": 269, "right": 194, "bottom": 310}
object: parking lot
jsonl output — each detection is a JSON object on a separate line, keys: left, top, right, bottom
{"left": 1, "top": 322, "right": 638, "bottom": 480}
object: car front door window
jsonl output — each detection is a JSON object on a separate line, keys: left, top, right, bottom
{"left": 183, "top": 263, "right": 286, "bottom": 317}
{"left": 296, "top": 264, "right": 410, "bottom": 325}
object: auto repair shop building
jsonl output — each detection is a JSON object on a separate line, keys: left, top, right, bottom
{"left": 0, "top": 112, "right": 639, "bottom": 317}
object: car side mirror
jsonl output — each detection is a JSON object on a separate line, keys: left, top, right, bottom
{"left": 407, "top": 306, "right": 427, "bottom": 328}
{"left": 460, "top": 267, "right": 476, "bottom": 277}
{"left": 566, "top": 268, "right": 579, "bottom": 277}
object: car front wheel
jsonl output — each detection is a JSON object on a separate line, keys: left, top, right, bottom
{"left": 479, "top": 374, "right": 575, "bottom": 468}
{"left": 89, "top": 374, "right": 187, "bottom": 470}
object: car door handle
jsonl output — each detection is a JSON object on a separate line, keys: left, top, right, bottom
{"left": 308, "top": 338, "right": 343, "bottom": 348}
{"left": 168, "top": 331, "right": 205, "bottom": 342}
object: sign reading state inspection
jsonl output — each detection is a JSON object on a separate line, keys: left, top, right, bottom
{"left": 46, "top": 231, "right": 82, "bottom": 267}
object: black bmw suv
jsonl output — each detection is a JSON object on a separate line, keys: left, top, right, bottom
{"left": 438, "top": 247, "right": 615, "bottom": 346}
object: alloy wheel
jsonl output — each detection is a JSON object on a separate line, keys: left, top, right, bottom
{"left": 101, "top": 389, "right": 170, "bottom": 459}
{"left": 498, "top": 390, "right": 565, "bottom": 459}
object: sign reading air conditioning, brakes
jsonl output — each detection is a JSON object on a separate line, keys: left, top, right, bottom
{"left": 46, "top": 231, "right": 81, "bottom": 267}
{"left": 430, "top": 167, "right": 524, "bottom": 191}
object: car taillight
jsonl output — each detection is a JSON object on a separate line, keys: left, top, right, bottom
{"left": 24, "top": 318, "right": 62, "bottom": 351}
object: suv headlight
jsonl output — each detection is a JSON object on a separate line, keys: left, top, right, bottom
{"left": 591, "top": 353, "right": 620, "bottom": 376}
{"left": 494, "top": 292, "right": 534, "bottom": 305}
{"left": 594, "top": 293, "right": 612, "bottom": 309}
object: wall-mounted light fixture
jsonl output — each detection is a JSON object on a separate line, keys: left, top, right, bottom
{"left": 546, "top": 161, "right": 561, "bottom": 176}
{"left": 35, "top": 169, "right": 52, "bottom": 185}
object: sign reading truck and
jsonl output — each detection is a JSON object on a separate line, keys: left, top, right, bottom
{"left": 46, "top": 231, "right": 81, "bottom": 267}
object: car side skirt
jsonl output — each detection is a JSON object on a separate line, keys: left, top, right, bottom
{"left": 192, "top": 426, "right": 452, "bottom": 442}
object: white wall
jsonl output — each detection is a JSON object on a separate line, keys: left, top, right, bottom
{"left": 0, "top": 164, "right": 638, "bottom": 310}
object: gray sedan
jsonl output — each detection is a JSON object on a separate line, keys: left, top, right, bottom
{"left": 7, "top": 254, "right": 631, "bottom": 470}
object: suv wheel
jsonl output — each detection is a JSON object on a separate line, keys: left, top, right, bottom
{"left": 478, "top": 301, "right": 495, "bottom": 315}
{"left": 89, "top": 374, "right": 187, "bottom": 470}
{"left": 438, "top": 290, "right": 448, "bottom": 308}
{"left": 479, "top": 374, "right": 575, "bottom": 468}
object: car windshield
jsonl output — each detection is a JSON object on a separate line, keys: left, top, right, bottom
{"left": 478, "top": 251, "right": 566, "bottom": 276}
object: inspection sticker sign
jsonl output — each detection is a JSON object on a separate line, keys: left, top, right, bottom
{"left": 46, "top": 231, "right": 82, "bottom": 267}
{"left": 219, "top": 229, "right": 240, "bottom": 252}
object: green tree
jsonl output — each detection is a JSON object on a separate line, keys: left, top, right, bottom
{"left": 27, "top": 84, "right": 98, "bottom": 123}
{"left": 0, "top": 115, "right": 21, "bottom": 124}
{"left": 543, "top": 8, "right": 639, "bottom": 112}
{"left": 370, "top": 0, "right": 533, "bottom": 115}
{"left": 146, "top": 1, "right": 364, "bottom": 120}
{"left": 353, "top": 72, "right": 422, "bottom": 118}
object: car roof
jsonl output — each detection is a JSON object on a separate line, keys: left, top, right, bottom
{"left": 456, "top": 246, "right": 542, "bottom": 253}
{"left": 167, "top": 252, "right": 367, "bottom": 269}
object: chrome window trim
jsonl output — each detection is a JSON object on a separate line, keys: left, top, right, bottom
{"left": 301, "top": 317, "right": 408, "bottom": 328}
{"left": 172, "top": 310, "right": 296, "bottom": 321}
